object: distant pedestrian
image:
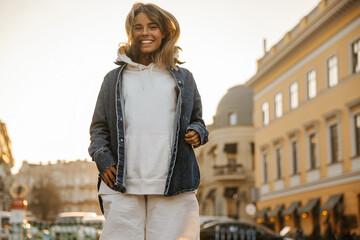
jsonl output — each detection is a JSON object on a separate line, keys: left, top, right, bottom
{"left": 42, "top": 227, "right": 51, "bottom": 240}
{"left": 295, "top": 228, "right": 306, "bottom": 240}
{"left": 335, "top": 217, "right": 354, "bottom": 240}
{"left": 88, "top": 2, "right": 208, "bottom": 240}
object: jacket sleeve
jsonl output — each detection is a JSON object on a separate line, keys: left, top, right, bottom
{"left": 88, "top": 77, "right": 116, "bottom": 175}
{"left": 186, "top": 74, "right": 209, "bottom": 148}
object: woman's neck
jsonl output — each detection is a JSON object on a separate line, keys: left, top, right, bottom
{"left": 139, "top": 56, "right": 152, "bottom": 66}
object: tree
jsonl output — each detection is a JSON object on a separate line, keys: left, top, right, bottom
{"left": 28, "top": 177, "right": 62, "bottom": 221}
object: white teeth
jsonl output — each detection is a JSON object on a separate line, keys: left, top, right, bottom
{"left": 142, "top": 40, "right": 152, "bottom": 44}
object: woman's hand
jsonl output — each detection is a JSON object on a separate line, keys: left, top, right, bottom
{"left": 102, "top": 165, "right": 117, "bottom": 188}
{"left": 185, "top": 130, "right": 200, "bottom": 147}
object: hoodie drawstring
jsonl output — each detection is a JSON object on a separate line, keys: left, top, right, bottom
{"left": 117, "top": 51, "right": 158, "bottom": 90}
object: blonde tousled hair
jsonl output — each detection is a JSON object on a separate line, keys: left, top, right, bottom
{"left": 119, "top": 2, "right": 182, "bottom": 69}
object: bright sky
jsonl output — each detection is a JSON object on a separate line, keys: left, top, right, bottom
{"left": 0, "top": 0, "right": 319, "bottom": 173}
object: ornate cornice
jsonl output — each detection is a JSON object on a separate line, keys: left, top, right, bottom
{"left": 246, "top": 0, "right": 357, "bottom": 87}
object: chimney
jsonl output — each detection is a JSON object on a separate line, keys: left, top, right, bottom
{"left": 263, "top": 38, "right": 267, "bottom": 54}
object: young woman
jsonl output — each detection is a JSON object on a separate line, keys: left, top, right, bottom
{"left": 89, "top": 3, "right": 208, "bottom": 239}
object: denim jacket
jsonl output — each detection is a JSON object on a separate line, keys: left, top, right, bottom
{"left": 89, "top": 64, "right": 209, "bottom": 198}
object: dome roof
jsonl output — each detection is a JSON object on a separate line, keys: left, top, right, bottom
{"left": 213, "top": 85, "right": 253, "bottom": 128}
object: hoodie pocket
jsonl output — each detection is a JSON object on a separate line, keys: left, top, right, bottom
{"left": 126, "top": 132, "right": 171, "bottom": 180}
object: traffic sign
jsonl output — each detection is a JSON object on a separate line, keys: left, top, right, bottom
{"left": 9, "top": 183, "right": 29, "bottom": 199}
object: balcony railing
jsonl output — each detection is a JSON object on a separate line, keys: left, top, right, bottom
{"left": 213, "top": 164, "right": 246, "bottom": 180}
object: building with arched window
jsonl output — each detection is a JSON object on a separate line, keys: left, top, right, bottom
{"left": 195, "top": 85, "right": 256, "bottom": 220}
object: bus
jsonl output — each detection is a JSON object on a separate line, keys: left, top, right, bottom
{"left": 52, "top": 212, "right": 103, "bottom": 240}
{"left": 0, "top": 212, "right": 10, "bottom": 240}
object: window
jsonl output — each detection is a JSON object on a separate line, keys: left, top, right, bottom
{"left": 291, "top": 141, "right": 299, "bottom": 175}
{"left": 229, "top": 112, "right": 237, "bottom": 126}
{"left": 327, "top": 55, "right": 338, "bottom": 87}
{"left": 224, "top": 143, "right": 237, "bottom": 174}
{"left": 330, "top": 124, "right": 339, "bottom": 163}
{"left": 290, "top": 82, "right": 299, "bottom": 109}
{"left": 262, "top": 102, "right": 269, "bottom": 125}
{"left": 324, "top": 111, "right": 342, "bottom": 166}
{"left": 228, "top": 156, "right": 237, "bottom": 173}
{"left": 355, "top": 113, "right": 360, "bottom": 156}
{"left": 275, "top": 93, "right": 283, "bottom": 118}
{"left": 304, "top": 122, "right": 319, "bottom": 175}
{"left": 353, "top": 38, "right": 360, "bottom": 73}
{"left": 262, "top": 153, "right": 268, "bottom": 183}
{"left": 84, "top": 173, "right": 90, "bottom": 184}
{"left": 289, "top": 131, "right": 300, "bottom": 179}
{"left": 307, "top": 69, "right": 317, "bottom": 99}
{"left": 75, "top": 176, "right": 80, "bottom": 184}
{"left": 250, "top": 142, "right": 255, "bottom": 170}
{"left": 275, "top": 148, "right": 282, "bottom": 179}
{"left": 224, "top": 143, "right": 237, "bottom": 154}
{"left": 348, "top": 100, "right": 360, "bottom": 158}
{"left": 309, "top": 133, "right": 317, "bottom": 169}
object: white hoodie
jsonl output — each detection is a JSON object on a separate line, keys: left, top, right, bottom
{"left": 117, "top": 52, "right": 177, "bottom": 194}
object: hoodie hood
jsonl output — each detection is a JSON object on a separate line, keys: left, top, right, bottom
{"left": 115, "top": 47, "right": 173, "bottom": 89}
{"left": 116, "top": 48, "right": 158, "bottom": 72}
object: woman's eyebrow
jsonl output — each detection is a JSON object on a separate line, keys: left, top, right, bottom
{"left": 133, "top": 22, "right": 158, "bottom": 28}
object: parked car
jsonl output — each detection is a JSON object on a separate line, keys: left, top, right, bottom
{"left": 200, "top": 219, "right": 293, "bottom": 240}
{"left": 200, "top": 216, "right": 233, "bottom": 226}
{"left": 52, "top": 212, "right": 101, "bottom": 240}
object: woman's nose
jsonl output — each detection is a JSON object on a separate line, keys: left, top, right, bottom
{"left": 142, "top": 27, "right": 149, "bottom": 35}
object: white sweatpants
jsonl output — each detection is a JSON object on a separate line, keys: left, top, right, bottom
{"left": 99, "top": 182, "right": 200, "bottom": 240}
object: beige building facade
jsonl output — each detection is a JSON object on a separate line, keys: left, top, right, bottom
{"left": 247, "top": 0, "right": 360, "bottom": 236}
{"left": 15, "top": 159, "right": 101, "bottom": 216}
{"left": 196, "top": 85, "right": 256, "bottom": 220}
{"left": 0, "top": 120, "right": 14, "bottom": 211}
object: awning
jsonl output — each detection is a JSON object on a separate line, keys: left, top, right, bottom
{"left": 224, "top": 143, "right": 237, "bottom": 154}
{"left": 269, "top": 204, "right": 284, "bottom": 217}
{"left": 321, "top": 194, "right": 343, "bottom": 211}
{"left": 224, "top": 187, "right": 238, "bottom": 198}
{"left": 282, "top": 201, "right": 300, "bottom": 216}
{"left": 257, "top": 207, "right": 270, "bottom": 219}
{"left": 299, "top": 198, "right": 319, "bottom": 214}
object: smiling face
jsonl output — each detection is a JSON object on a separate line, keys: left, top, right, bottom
{"left": 132, "top": 12, "right": 164, "bottom": 64}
